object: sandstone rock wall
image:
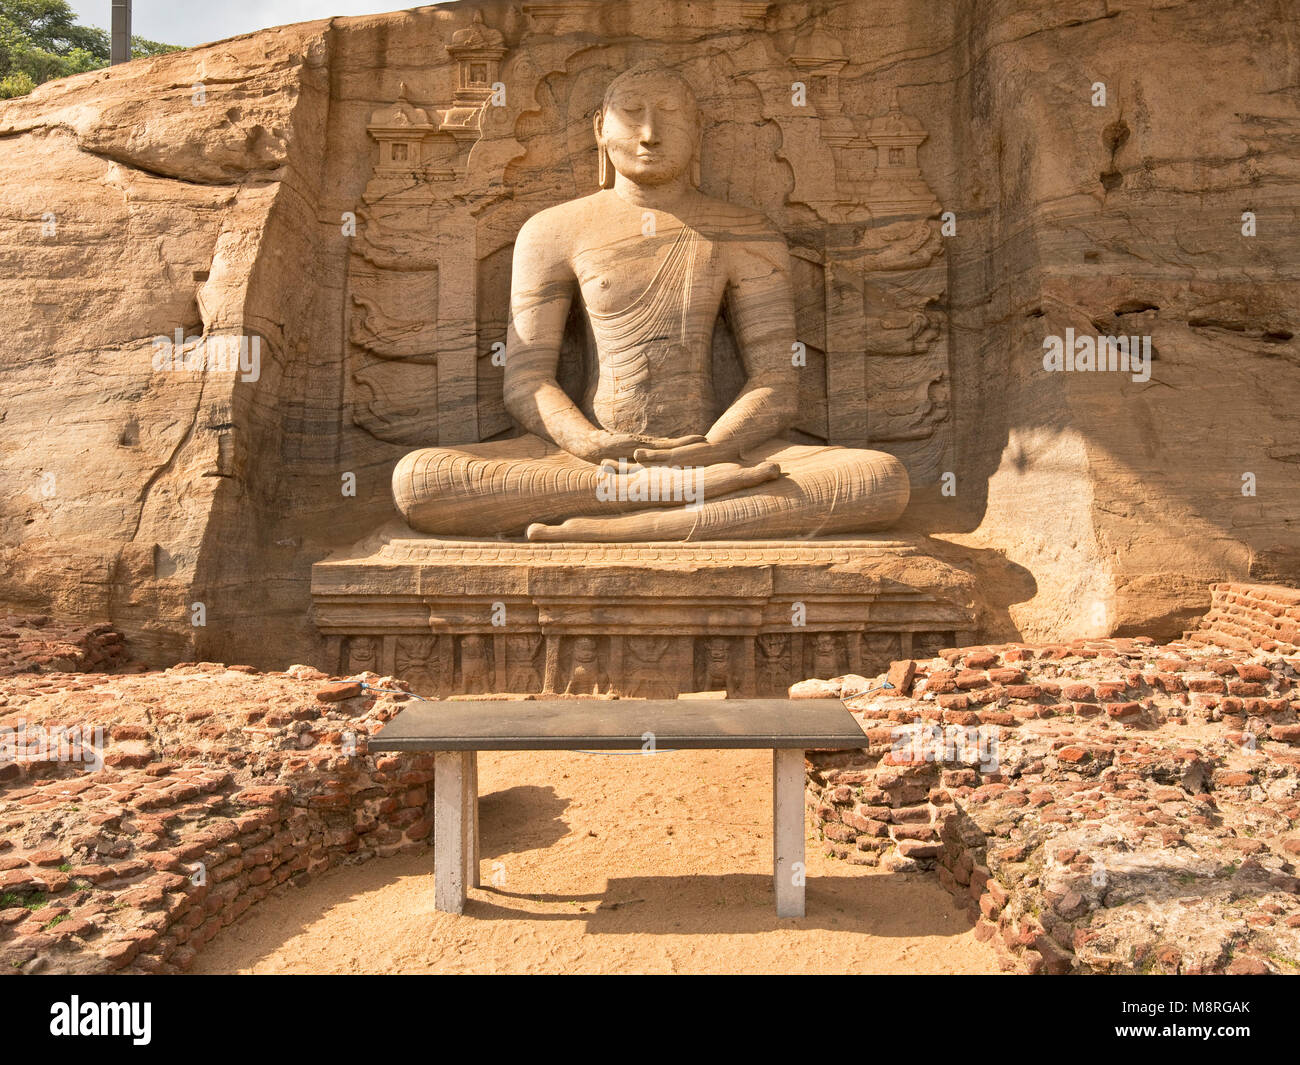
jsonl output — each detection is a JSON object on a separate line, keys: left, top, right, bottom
{"left": 0, "top": 20, "right": 334, "bottom": 664}
{"left": 0, "top": 0, "right": 1296, "bottom": 667}
{"left": 945, "top": 0, "right": 1300, "bottom": 639}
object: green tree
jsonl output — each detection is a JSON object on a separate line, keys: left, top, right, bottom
{"left": 0, "top": 0, "right": 181, "bottom": 99}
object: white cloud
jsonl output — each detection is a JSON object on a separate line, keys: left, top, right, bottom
{"left": 67, "top": 0, "right": 451, "bottom": 49}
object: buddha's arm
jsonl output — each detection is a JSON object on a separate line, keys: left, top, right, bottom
{"left": 706, "top": 224, "right": 801, "bottom": 454}
{"left": 503, "top": 216, "right": 608, "bottom": 460}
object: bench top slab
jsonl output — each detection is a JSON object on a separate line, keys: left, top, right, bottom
{"left": 368, "top": 698, "right": 868, "bottom": 751}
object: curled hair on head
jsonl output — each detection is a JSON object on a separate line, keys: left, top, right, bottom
{"left": 601, "top": 62, "right": 699, "bottom": 113}
{"left": 595, "top": 63, "right": 702, "bottom": 190}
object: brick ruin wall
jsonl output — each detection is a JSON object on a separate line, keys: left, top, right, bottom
{"left": 805, "top": 593, "right": 1300, "bottom": 974}
{"left": 1186, "top": 582, "right": 1300, "bottom": 656}
{"left": 1, "top": 618, "right": 438, "bottom": 974}
{"left": 4, "top": 587, "right": 1300, "bottom": 975}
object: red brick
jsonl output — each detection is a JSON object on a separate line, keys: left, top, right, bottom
{"left": 1151, "top": 673, "right": 1186, "bottom": 693}
{"left": 236, "top": 785, "right": 292, "bottom": 807}
{"left": 316, "top": 682, "right": 363, "bottom": 702}
{"left": 1228, "top": 681, "right": 1267, "bottom": 697}
{"left": 28, "top": 850, "right": 66, "bottom": 867}
{"left": 887, "top": 659, "right": 917, "bottom": 696}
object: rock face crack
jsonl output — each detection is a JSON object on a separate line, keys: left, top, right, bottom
{"left": 125, "top": 375, "right": 209, "bottom": 549}
{"left": 78, "top": 143, "right": 271, "bottom": 188}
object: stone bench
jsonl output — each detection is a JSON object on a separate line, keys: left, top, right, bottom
{"left": 369, "top": 697, "right": 871, "bottom": 917}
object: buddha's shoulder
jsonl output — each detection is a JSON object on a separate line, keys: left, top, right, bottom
{"left": 694, "top": 194, "right": 783, "bottom": 237}
{"left": 520, "top": 194, "right": 605, "bottom": 234}
{"left": 518, "top": 191, "right": 784, "bottom": 241}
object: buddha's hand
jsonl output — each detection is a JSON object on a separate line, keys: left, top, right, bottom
{"left": 572, "top": 431, "right": 705, "bottom": 465}
{"left": 632, "top": 439, "right": 743, "bottom": 468}
{"left": 639, "top": 434, "right": 708, "bottom": 451}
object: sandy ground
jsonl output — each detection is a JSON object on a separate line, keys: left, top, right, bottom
{"left": 193, "top": 748, "right": 1000, "bottom": 974}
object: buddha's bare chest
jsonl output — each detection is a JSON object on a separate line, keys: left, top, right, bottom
{"left": 572, "top": 226, "right": 727, "bottom": 325}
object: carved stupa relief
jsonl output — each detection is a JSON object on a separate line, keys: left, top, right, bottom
{"left": 776, "top": 25, "right": 951, "bottom": 480}
{"left": 344, "top": 10, "right": 519, "bottom": 450}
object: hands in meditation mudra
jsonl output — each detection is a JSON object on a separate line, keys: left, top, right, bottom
{"left": 393, "top": 64, "right": 910, "bottom": 541}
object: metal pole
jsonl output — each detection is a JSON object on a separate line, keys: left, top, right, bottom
{"left": 110, "top": 0, "right": 132, "bottom": 65}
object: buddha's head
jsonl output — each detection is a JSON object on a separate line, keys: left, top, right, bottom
{"left": 595, "top": 64, "right": 701, "bottom": 190}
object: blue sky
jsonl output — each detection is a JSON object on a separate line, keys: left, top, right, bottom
{"left": 68, "top": 1, "right": 440, "bottom": 48}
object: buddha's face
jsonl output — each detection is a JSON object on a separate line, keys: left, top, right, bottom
{"left": 596, "top": 74, "right": 699, "bottom": 188}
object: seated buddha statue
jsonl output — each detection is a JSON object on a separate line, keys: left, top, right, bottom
{"left": 392, "top": 63, "right": 909, "bottom": 541}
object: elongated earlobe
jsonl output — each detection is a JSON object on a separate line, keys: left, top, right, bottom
{"left": 594, "top": 108, "right": 614, "bottom": 189}
{"left": 691, "top": 153, "right": 700, "bottom": 188}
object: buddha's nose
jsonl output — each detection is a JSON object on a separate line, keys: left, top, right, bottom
{"left": 639, "top": 110, "right": 661, "bottom": 146}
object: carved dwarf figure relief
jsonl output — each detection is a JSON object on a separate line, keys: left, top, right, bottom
{"left": 506, "top": 633, "right": 543, "bottom": 691}
{"left": 395, "top": 635, "right": 441, "bottom": 693}
{"left": 346, "top": 636, "right": 380, "bottom": 675}
{"left": 564, "top": 637, "right": 605, "bottom": 695}
{"left": 811, "top": 633, "right": 842, "bottom": 679}
{"left": 757, "top": 633, "right": 792, "bottom": 694}
{"left": 460, "top": 635, "right": 490, "bottom": 693}
{"left": 625, "top": 635, "right": 674, "bottom": 697}
{"left": 392, "top": 64, "right": 909, "bottom": 541}
{"left": 702, "top": 636, "right": 732, "bottom": 692}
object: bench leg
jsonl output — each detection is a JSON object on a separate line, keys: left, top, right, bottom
{"left": 434, "top": 750, "right": 471, "bottom": 913}
{"left": 466, "top": 751, "right": 480, "bottom": 888}
{"left": 773, "top": 747, "right": 806, "bottom": 918}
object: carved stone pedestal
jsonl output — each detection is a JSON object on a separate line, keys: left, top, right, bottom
{"left": 311, "top": 533, "right": 977, "bottom": 698}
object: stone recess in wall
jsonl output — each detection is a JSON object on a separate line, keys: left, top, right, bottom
{"left": 343, "top": 5, "right": 952, "bottom": 486}
{"left": 305, "top": 3, "right": 973, "bottom": 690}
